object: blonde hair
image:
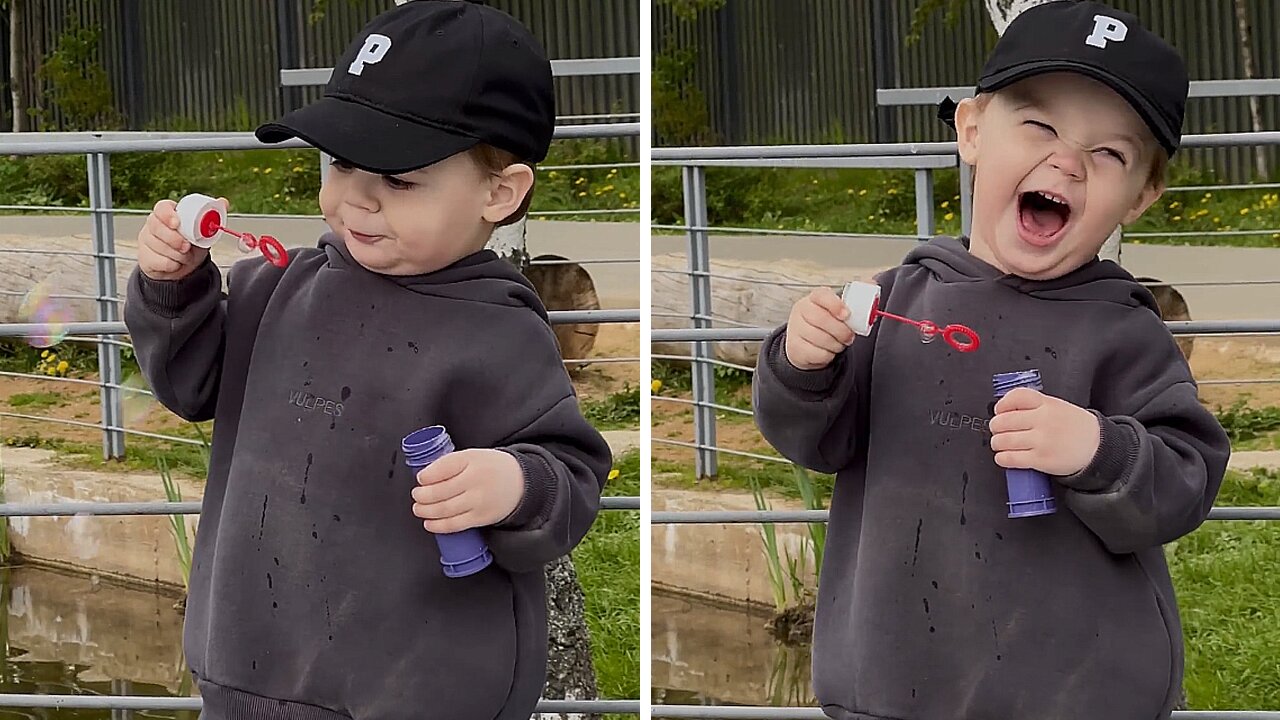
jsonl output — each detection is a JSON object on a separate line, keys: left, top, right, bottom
{"left": 468, "top": 144, "right": 534, "bottom": 227}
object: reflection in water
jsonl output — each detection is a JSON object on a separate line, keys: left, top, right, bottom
{"left": 0, "top": 565, "right": 196, "bottom": 719}
{"left": 650, "top": 590, "right": 814, "bottom": 706}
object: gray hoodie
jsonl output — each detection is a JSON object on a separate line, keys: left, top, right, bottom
{"left": 753, "top": 236, "right": 1230, "bottom": 720}
{"left": 125, "top": 235, "right": 611, "bottom": 720}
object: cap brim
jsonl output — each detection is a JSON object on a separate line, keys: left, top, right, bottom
{"left": 977, "top": 60, "right": 1177, "bottom": 155}
{"left": 256, "top": 96, "right": 480, "bottom": 174}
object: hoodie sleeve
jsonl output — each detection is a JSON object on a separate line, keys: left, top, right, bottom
{"left": 751, "top": 273, "right": 893, "bottom": 474}
{"left": 124, "top": 259, "right": 227, "bottom": 422}
{"left": 1055, "top": 307, "right": 1231, "bottom": 555}
{"left": 473, "top": 307, "right": 613, "bottom": 572}
{"left": 124, "top": 256, "right": 288, "bottom": 423}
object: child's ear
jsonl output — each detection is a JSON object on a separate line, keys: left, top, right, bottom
{"left": 1122, "top": 176, "right": 1165, "bottom": 225}
{"left": 955, "top": 97, "right": 983, "bottom": 166}
{"left": 482, "top": 164, "right": 535, "bottom": 224}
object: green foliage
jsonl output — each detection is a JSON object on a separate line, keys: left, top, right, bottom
{"left": 748, "top": 464, "right": 829, "bottom": 612}
{"left": 1216, "top": 402, "right": 1280, "bottom": 445}
{"left": 39, "top": 23, "right": 122, "bottom": 131}
{"left": 582, "top": 384, "right": 641, "bottom": 431}
{"left": 656, "top": 0, "right": 726, "bottom": 21}
{"left": 653, "top": 47, "right": 715, "bottom": 147}
{"left": 158, "top": 457, "right": 194, "bottom": 591}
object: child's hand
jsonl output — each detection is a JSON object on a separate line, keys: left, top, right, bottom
{"left": 784, "top": 288, "right": 855, "bottom": 370}
{"left": 137, "top": 198, "right": 224, "bottom": 281}
{"left": 990, "top": 388, "right": 1101, "bottom": 476}
{"left": 410, "top": 449, "right": 525, "bottom": 534}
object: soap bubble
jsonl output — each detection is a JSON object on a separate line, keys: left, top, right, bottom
{"left": 120, "top": 372, "right": 160, "bottom": 427}
{"left": 18, "top": 280, "right": 72, "bottom": 348}
{"left": 918, "top": 320, "right": 939, "bottom": 345}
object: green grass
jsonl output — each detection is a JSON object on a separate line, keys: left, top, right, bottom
{"left": 582, "top": 385, "right": 641, "bottom": 431}
{"left": 1169, "top": 467, "right": 1280, "bottom": 709}
{"left": 3, "top": 426, "right": 212, "bottom": 479}
{"left": 1216, "top": 403, "right": 1280, "bottom": 448}
{"left": 0, "top": 138, "right": 638, "bottom": 222}
{"left": 6, "top": 392, "right": 66, "bottom": 409}
{"left": 653, "top": 164, "right": 1280, "bottom": 248}
{"left": 575, "top": 449, "right": 640, "bottom": 709}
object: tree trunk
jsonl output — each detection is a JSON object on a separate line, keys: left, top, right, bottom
{"left": 1233, "top": 0, "right": 1267, "bottom": 179}
{"left": 9, "top": 0, "right": 29, "bottom": 132}
{"left": 484, "top": 223, "right": 601, "bottom": 720}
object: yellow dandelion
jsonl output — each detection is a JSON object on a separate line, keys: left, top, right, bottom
{"left": 812, "top": 179, "right": 819, "bottom": 185}
{"left": 263, "top": 167, "right": 273, "bottom": 174}
{"left": 251, "top": 167, "right": 260, "bottom": 173}
{"left": 944, "top": 212, "right": 955, "bottom": 221}
{"left": 651, "top": 379, "right": 663, "bottom": 393}
{"left": 1173, "top": 216, "right": 1181, "bottom": 221}
{"left": 859, "top": 189, "right": 868, "bottom": 196}
{"left": 1240, "top": 208, "right": 1250, "bottom": 215}
{"left": 941, "top": 201, "right": 950, "bottom": 208}
{"left": 847, "top": 189, "right": 854, "bottom": 195}
{"left": 601, "top": 185, "right": 614, "bottom": 192}
{"left": 292, "top": 166, "right": 303, "bottom": 172}
{"left": 1169, "top": 201, "right": 1181, "bottom": 209}
{"left": 575, "top": 177, "right": 587, "bottom": 186}
{"left": 40, "top": 350, "right": 49, "bottom": 359}
{"left": 56, "top": 360, "right": 69, "bottom": 372}
{"left": 1213, "top": 216, "right": 1221, "bottom": 224}
{"left": 548, "top": 171, "right": 558, "bottom": 178}
{"left": 607, "top": 469, "right": 620, "bottom": 481}
{"left": 887, "top": 188, "right": 898, "bottom": 195}
{"left": 578, "top": 191, "right": 587, "bottom": 197}
{"left": 619, "top": 192, "right": 627, "bottom": 199}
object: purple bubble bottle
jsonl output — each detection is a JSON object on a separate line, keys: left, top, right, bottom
{"left": 992, "top": 370, "right": 1058, "bottom": 518}
{"left": 402, "top": 425, "right": 493, "bottom": 577}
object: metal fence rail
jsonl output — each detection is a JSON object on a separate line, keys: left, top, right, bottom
{"left": 652, "top": 131, "right": 1280, "bottom": 478}
{"left": 0, "top": 127, "right": 640, "bottom": 460}
{"left": 651, "top": 507, "right": 1280, "bottom": 524}
{"left": 0, "top": 694, "right": 639, "bottom": 714}
{"left": 651, "top": 707, "right": 1280, "bottom": 719}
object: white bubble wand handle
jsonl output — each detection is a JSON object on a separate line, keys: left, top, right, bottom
{"left": 173, "top": 193, "right": 289, "bottom": 268}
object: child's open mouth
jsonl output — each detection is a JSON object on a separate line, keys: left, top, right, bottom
{"left": 1017, "top": 190, "right": 1072, "bottom": 247}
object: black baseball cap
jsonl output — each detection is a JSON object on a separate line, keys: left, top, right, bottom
{"left": 256, "top": 0, "right": 555, "bottom": 174}
{"left": 942, "top": 1, "right": 1188, "bottom": 157}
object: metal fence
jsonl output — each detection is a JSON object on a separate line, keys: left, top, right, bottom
{"left": 652, "top": 130, "right": 1280, "bottom": 477}
{"left": 0, "top": 122, "right": 639, "bottom": 460}
{"left": 655, "top": 0, "right": 1279, "bottom": 162}
{"left": 0, "top": 0, "right": 639, "bottom": 132}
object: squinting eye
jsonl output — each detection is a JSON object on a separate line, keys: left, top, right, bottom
{"left": 383, "top": 176, "right": 416, "bottom": 190}
{"left": 1025, "top": 120, "right": 1056, "bottom": 135}
{"left": 1095, "top": 148, "right": 1126, "bottom": 164}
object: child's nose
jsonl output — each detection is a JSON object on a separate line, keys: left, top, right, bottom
{"left": 1046, "top": 147, "right": 1086, "bottom": 181}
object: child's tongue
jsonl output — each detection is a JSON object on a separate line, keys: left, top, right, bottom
{"left": 1020, "top": 192, "right": 1069, "bottom": 238}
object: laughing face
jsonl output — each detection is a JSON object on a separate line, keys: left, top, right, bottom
{"left": 954, "top": 73, "right": 1166, "bottom": 280}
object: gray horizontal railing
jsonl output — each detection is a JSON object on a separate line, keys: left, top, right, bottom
{"left": 280, "top": 56, "right": 641, "bottom": 87}
{"left": 652, "top": 131, "right": 1280, "bottom": 161}
{"left": 651, "top": 507, "right": 1280, "bottom": 524}
{"left": 651, "top": 707, "right": 1280, "bottom": 719}
{"left": 875, "top": 78, "right": 1280, "bottom": 106}
{"left": 650, "top": 319, "right": 1280, "bottom": 344}
{"left": 0, "top": 124, "right": 639, "bottom": 156}
{"left": 0, "top": 694, "right": 637, "bottom": 714}
{"left": 0, "top": 496, "right": 639, "bottom": 517}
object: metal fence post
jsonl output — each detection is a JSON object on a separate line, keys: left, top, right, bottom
{"left": 682, "top": 165, "right": 718, "bottom": 478}
{"left": 914, "top": 168, "right": 934, "bottom": 239}
{"left": 87, "top": 153, "right": 126, "bottom": 460}
{"left": 959, "top": 160, "right": 973, "bottom": 238}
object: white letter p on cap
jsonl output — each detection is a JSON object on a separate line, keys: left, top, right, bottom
{"left": 1085, "top": 14, "right": 1128, "bottom": 49}
{"left": 348, "top": 33, "right": 392, "bottom": 76}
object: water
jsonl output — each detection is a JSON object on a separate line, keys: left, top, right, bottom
{"left": 650, "top": 590, "right": 813, "bottom": 707}
{"left": 0, "top": 566, "right": 195, "bottom": 719}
